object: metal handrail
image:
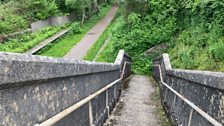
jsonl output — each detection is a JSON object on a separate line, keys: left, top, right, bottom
{"left": 35, "top": 61, "right": 131, "bottom": 126}
{"left": 152, "top": 64, "right": 223, "bottom": 126}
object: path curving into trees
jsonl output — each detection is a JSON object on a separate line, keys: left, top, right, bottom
{"left": 64, "top": 5, "right": 118, "bottom": 60}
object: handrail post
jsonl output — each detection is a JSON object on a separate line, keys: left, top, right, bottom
{"left": 172, "top": 95, "right": 176, "bottom": 109}
{"left": 89, "top": 101, "right": 93, "bottom": 126}
{"left": 187, "top": 109, "right": 194, "bottom": 126}
{"left": 106, "top": 89, "right": 110, "bottom": 117}
{"left": 114, "top": 85, "right": 116, "bottom": 101}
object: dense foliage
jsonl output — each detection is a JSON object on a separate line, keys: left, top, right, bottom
{"left": 98, "top": 0, "right": 224, "bottom": 74}
{"left": 0, "top": 0, "right": 110, "bottom": 34}
{"left": 0, "top": 0, "right": 59, "bottom": 34}
{"left": 167, "top": 1, "right": 224, "bottom": 71}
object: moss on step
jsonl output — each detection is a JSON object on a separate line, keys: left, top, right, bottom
{"left": 150, "top": 77, "right": 172, "bottom": 126}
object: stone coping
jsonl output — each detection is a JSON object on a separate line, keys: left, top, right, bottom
{"left": 154, "top": 53, "right": 224, "bottom": 90}
{"left": 0, "top": 52, "right": 119, "bottom": 86}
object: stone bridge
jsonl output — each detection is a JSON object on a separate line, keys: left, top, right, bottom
{"left": 0, "top": 51, "right": 224, "bottom": 126}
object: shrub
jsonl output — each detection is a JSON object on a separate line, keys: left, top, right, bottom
{"left": 0, "top": 14, "right": 27, "bottom": 34}
{"left": 70, "top": 22, "right": 82, "bottom": 34}
{"left": 209, "top": 40, "right": 224, "bottom": 61}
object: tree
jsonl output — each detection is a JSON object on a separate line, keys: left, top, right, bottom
{"left": 124, "top": 0, "right": 149, "bottom": 18}
{"left": 93, "top": 0, "right": 100, "bottom": 13}
{"left": 55, "top": 0, "right": 71, "bottom": 13}
{"left": 15, "top": 0, "right": 59, "bottom": 20}
{"left": 65, "top": 0, "right": 91, "bottom": 24}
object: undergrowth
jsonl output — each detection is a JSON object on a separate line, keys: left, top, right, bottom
{"left": 0, "top": 26, "right": 61, "bottom": 53}
{"left": 96, "top": 13, "right": 175, "bottom": 75}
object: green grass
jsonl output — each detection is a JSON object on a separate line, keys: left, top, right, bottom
{"left": 83, "top": 29, "right": 110, "bottom": 61}
{"left": 93, "top": 17, "right": 122, "bottom": 63}
{"left": 92, "top": 17, "right": 124, "bottom": 64}
{"left": 168, "top": 25, "right": 224, "bottom": 72}
{"left": 85, "top": 10, "right": 123, "bottom": 63}
{"left": 0, "top": 27, "right": 61, "bottom": 53}
{"left": 83, "top": 19, "right": 115, "bottom": 61}
{"left": 95, "top": 38, "right": 117, "bottom": 63}
{"left": 37, "top": 5, "right": 112, "bottom": 57}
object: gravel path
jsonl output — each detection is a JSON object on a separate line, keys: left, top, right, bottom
{"left": 104, "top": 75, "right": 161, "bottom": 126}
{"left": 64, "top": 6, "right": 118, "bottom": 59}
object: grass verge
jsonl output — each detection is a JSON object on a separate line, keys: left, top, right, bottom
{"left": 37, "top": 5, "right": 112, "bottom": 57}
{"left": 92, "top": 15, "right": 123, "bottom": 63}
{"left": 94, "top": 37, "right": 117, "bottom": 63}
{"left": 83, "top": 18, "right": 116, "bottom": 61}
{"left": 83, "top": 29, "right": 110, "bottom": 61}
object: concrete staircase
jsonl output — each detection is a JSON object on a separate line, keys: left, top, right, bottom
{"left": 104, "top": 75, "right": 161, "bottom": 126}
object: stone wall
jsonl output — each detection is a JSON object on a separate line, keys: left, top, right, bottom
{"left": 0, "top": 50, "right": 131, "bottom": 126}
{"left": 152, "top": 54, "right": 224, "bottom": 126}
{"left": 31, "top": 12, "right": 77, "bottom": 32}
{"left": 31, "top": 2, "right": 100, "bottom": 32}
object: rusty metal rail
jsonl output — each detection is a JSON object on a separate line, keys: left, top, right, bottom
{"left": 35, "top": 61, "right": 131, "bottom": 126}
{"left": 152, "top": 64, "right": 223, "bottom": 126}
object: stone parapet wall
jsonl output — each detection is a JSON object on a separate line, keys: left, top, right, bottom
{"left": 0, "top": 50, "right": 131, "bottom": 126}
{"left": 152, "top": 54, "right": 224, "bottom": 126}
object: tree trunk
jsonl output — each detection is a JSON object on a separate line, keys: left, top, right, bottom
{"left": 88, "top": 4, "right": 91, "bottom": 17}
{"left": 81, "top": 9, "right": 86, "bottom": 25}
{"left": 93, "top": 0, "right": 100, "bottom": 13}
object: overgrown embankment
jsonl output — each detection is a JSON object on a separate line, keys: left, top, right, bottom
{"left": 96, "top": 1, "right": 224, "bottom": 74}
{"left": 0, "top": 0, "right": 110, "bottom": 34}
{"left": 0, "top": 0, "right": 58, "bottom": 34}
{"left": 37, "top": 5, "right": 112, "bottom": 57}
